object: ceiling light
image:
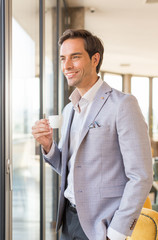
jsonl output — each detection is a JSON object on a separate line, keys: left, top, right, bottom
{"left": 120, "top": 64, "right": 131, "bottom": 67}
{"left": 145, "top": 0, "right": 158, "bottom": 3}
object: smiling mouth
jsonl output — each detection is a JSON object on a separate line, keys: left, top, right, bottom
{"left": 65, "top": 71, "right": 79, "bottom": 78}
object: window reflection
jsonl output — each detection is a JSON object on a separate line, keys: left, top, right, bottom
{"left": 131, "top": 76, "right": 149, "bottom": 125}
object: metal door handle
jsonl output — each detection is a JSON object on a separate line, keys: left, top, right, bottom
{"left": 6, "top": 159, "right": 13, "bottom": 191}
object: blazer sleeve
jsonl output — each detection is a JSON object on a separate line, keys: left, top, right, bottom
{"left": 42, "top": 102, "right": 72, "bottom": 175}
{"left": 42, "top": 106, "right": 68, "bottom": 175}
{"left": 108, "top": 94, "right": 153, "bottom": 236}
{"left": 43, "top": 141, "right": 62, "bottom": 175}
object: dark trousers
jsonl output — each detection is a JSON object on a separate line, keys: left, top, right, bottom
{"left": 60, "top": 201, "right": 89, "bottom": 240}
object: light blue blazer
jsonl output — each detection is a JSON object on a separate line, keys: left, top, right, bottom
{"left": 44, "top": 81, "right": 153, "bottom": 240}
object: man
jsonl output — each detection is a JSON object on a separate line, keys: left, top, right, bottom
{"left": 32, "top": 29, "right": 153, "bottom": 240}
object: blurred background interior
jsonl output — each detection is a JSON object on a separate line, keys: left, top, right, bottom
{"left": 1, "top": 0, "right": 158, "bottom": 240}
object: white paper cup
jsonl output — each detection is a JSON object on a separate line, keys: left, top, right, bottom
{"left": 48, "top": 115, "right": 62, "bottom": 129}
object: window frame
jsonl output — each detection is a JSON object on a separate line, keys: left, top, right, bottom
{"left": 0, "top": 0, "right": 6, "bottom": 239}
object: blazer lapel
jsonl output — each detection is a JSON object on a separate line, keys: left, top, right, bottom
{"left": 61, "top": 105, "right": 74, "bottom": 167}
{"left": 77, "top": 82, "right": 112, "bottom": 150}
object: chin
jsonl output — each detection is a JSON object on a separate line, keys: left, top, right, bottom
{"left": 67, "top": 79, "right": 77, "bottom": 87}
{"left": 67, "top": 81, "right": 75, "bottom": 87}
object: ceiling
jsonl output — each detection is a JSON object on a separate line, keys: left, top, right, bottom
{"left": 67, "top": 0, "right": 158, "bottom": 76}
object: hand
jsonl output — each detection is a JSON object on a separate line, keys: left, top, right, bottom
{"left": 32, "top": 119, "right": 53, "bottom": 153}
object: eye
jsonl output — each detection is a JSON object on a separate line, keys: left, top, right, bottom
{"left": 60, "top": 57, "right": 65, "bottom": 62}
{"left": 72, "top": 55, "right": 80, "bottom": 60}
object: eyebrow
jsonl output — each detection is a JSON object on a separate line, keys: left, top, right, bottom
{"left": 60, "top": 52, "right": 83, "bottom": 58}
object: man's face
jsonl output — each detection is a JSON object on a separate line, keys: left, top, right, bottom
{"left": 60, "top": 38, "right": 98, "bottom": 90}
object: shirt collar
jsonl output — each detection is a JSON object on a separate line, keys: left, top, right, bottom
{"left": 82, "top": 77, "right": 103, "bottom": 102}
{"left": 69, "top": 77, "right": 103, "bottom": 108}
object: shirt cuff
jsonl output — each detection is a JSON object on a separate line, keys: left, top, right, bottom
{"left": 42, "top": 142, "right": 55, "bottom": 158}
{"left": 107, "top": 226, "right": 127, "bottom": 240}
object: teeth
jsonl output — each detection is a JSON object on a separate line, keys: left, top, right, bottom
{"left": 66, "top": 72, "right": 76, "bottom": 77}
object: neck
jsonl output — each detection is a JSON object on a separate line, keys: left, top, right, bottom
{"left": 77, "top": 76, "right": 99, "bottom": 96}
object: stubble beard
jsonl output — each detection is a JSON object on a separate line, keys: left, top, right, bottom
{"left": 66, "top": 76, "right": 82, "bottom": 88}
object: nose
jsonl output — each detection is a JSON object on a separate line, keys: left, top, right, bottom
{"left": 63, "top": 58, "right": 73, "bottom": 71}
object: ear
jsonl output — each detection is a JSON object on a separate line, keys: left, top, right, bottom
{"left": 92, "top": 52, "right": 100, "bottom": 68}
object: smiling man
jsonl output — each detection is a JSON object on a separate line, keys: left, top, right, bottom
{"left": 32, "top": 29, "right": 153, "bottom": 240}
{"left": 60, "top": 37, "right": 100, "bottom": 95}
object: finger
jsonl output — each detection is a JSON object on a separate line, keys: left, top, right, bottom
{"left": 34, "top": 131, "right": 52, "bottom": 139}
{"left": 33, "top": 124, "right": 51, "bottom": 132}
{"left": 32, "top": 122, "right": 50, "bottom": 131}
{"left": 35, "top": 118, "right": 49, "bottom": 126}
{"left": 32, "top": 128, "right": 51, "bottom": 137}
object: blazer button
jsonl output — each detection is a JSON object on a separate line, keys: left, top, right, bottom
{"left": 76, "top": 165, "right": 81, "bottom": 168}
{"left": 77, "top": 190, "right": 83, "bottom": 193}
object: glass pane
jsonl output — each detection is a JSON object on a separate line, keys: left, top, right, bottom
{"left": 152, "top": 78, "right": 158, "bottom": 140}
{"left": 45, "top": 1, "right": 61, "bottom": 239}
{"left": 131, "top": 76, "right": 149, "bottom": 125}
{"left": 103, "top": 73, "right": 123, "bottom": 91}
{"left": 12, "top": 1, "right": 40, "bottom": 240}
{"left": 45, "top": 1, "right": 56, "bottom": 240}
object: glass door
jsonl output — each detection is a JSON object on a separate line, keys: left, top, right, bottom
{"left": 12, "top": 0, "right": 40, "bottom": 239}
{"left": 3, "top": 0, "right": 67, "bottom": 239}
{"left": 45, "top": 1, "right": 58, "bottom": 239}
{"left": 44, "top": 1, "right": 64, "bottom": 239}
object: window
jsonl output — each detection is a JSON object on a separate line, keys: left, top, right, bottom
{"left": 103, "top": 73, "right": 123, "bottom": 91}
{"left": 131, "top": 76, "right": 149, "bottom": 125}
{"left": 152, "top": 78, "right": 158, "bottom": 140}
{"left": 12, "top": 1, "right": 40, "bottom": 239}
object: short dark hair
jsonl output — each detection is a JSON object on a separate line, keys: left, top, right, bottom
{"left": 59, "top": 29, "right": 104, "bottom": 73}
